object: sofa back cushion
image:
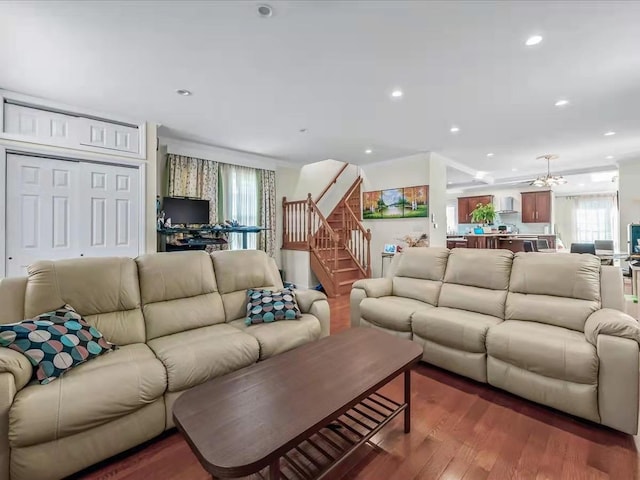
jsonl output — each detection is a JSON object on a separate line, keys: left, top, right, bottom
{"left": 391, "top": 248, "right": 449, "bottom": 305}
{"left": 506, "top": 252, "right": 601, "bottom": 331}
{"left": 136, "top": 251, "right": 225, "bottom": 340}
{"left": 438, "top": 249, "right": 513, "bottom": 318}
{"left": 211, "top": 250, "right": 285, "bottom": 322}
{"left": 24, "top": 257, "right": 144, "bottom": 345}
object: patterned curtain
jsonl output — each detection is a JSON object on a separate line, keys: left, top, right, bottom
{"left": 259, "top": 169, "right": 276, "bottom": 257}
{"left": 166, "top": 154, "right": 218, "bottom": 224}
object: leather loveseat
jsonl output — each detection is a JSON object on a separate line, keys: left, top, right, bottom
{"left": 0, "top": 250, "right": 329, "bottom": 480}
{"left": 351, "top": 247, "right": 640, "bottom": 434}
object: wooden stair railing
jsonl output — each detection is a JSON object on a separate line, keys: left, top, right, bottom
{"left": 315, "top": 162, "right": 349, "bottom": 204}
{"left": 307, "top": 196, "right": 341, "bottom": 296}
{"left": 281, "top": 166, "right": 371, "bottom": 296}
{"left": 282, "top": 197, "right": 308, "bottom": 250}
{"left": 342, "top": 202, "right": 372, "bottom": 278}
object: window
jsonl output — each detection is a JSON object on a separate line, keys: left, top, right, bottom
{"left": 219, "top": 164, "right": 259, "bottom": 249}
{"left": 555, "top": 194, "right": 619, "bottom": 250}
{"left": 446, "top": 204, "right": 457, "bottom": 234}
{"left": 574, "top": 195, "right": 618, "bottom": 245}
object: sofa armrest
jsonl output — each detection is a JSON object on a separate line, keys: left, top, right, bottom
{"left": 596, "top": 334, "right": 639, "bottom": 434}
{"left": 295, "top": 289, "right": 330, "bottom": 337}
{"left": 1, "top": 372, "right": 19, "bottom": 480}
{"left": 352, "top": 278, "right": 392, "bottom": 298}
{"left": 584, "top": 308, "right": 640, "bottom": 346}
{"left": 0, "top": 348, "right": 32, "bottom": 391}
{"left": 350, "top": 278, "right": 392, "bottom": 328}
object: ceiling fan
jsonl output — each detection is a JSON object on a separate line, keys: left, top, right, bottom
{"left": 530, "top": 154, "right": 567, "bottom": 187}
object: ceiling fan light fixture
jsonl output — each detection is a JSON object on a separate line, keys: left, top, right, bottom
{"left": 530, "top": 154, "right": 566, "bottom": 187}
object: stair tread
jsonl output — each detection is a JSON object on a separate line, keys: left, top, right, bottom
{"left": 339, "top": 279, "right": 361, "bottom": 286}
{"left": 335, "top": 267, "right": 359, "bottom": 273}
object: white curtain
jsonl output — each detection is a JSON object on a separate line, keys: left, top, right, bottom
{"left": 555, "top": 194, "right": 618, "bottom": 249}
{"left": 219, "top": 164, "right": 259, "bottom": 250}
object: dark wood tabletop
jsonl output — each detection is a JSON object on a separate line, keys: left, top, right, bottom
{"left": 172, "top": 327, "right": 423, "bottom": 478}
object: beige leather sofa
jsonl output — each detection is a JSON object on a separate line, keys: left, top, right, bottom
{"left": 0, "top": 250, "right": 329, "bottom": 480}
{"left": 351, "top": 247, "right": 640, "bottom": 434}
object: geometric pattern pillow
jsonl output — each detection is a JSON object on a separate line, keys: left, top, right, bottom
{"left": 0, "top": 305, "right": 117, "bottom": 385}
{"left": 245, "top": 288, "right": 302, "bottom": 325}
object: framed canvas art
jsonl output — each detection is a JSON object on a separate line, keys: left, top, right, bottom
{"left": 362, "top": 190, "right": 383, "bottom": 219}
{"left": 403, "top": 185, "right": 429, "bottom": 217}
{"left": 362, "top": 185, "right": 429, "bottom": 219}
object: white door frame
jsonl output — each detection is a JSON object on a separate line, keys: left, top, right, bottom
{"left": 0, "top": 143, "right": 147, "bottom": 278}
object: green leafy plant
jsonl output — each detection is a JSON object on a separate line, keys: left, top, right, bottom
{"left": 470, "top": 202, "right": 496, "bottom": 225}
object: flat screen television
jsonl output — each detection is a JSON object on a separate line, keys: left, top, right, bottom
{"left": 162, "top": 197, "right": 210, "bottom": 225}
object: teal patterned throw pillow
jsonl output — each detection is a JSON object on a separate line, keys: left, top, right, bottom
{"left": 246, "top": 288, "right": 302, "bottom": 325}
{"left": 0, "top": 305, "right": 117, "bottom": 385}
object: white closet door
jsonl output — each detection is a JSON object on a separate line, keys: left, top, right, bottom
{"left": 79, "top": 162, "right": 139, "bottom": 258}
{"left": 6, "top": 154, "right": 80, "bottom": 277}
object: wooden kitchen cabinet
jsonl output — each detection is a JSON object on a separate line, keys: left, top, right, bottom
{"left": 521, "top": 191, "right": 551, "bottom": 223}
{"left": 457, "top": 195, "right": 494, "bottom": 224}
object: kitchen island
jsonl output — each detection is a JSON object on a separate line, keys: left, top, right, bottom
{"left": 447, "top": 234, "right": 556, "bottom": 252}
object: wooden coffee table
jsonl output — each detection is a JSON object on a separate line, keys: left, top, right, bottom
{"left": 173, "top": 327, "right": 422, "bottom": 480}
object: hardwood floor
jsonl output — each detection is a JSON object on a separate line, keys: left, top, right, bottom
{"left": 73, "top": 293, "right": 640, "bottom": 480}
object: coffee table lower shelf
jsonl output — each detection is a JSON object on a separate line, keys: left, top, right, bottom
{"left": 236, "top": 391, "right": 406, "bottom": 480}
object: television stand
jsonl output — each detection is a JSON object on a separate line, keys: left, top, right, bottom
{"left": 157, "top": 225, "right": 267, "bottom": 252}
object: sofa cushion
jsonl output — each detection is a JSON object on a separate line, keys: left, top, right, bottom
{"left": 147, "top": 324, "right": 259, "bottom": 392}
{"left": 229, "top": 314, "right": 321, "bottom": 360}
{"left": 506, "top": 292, "right": 600, "bottom": 332}
{"left": 0, "top": 305, "right": 116, "bottom": 385}
{"left": 246, "top": 288, "right": 301, "bottom": 325}
{"left": 438, "top": 283, "right": 507, "bottom": 319}
{"left": 444, "top": 248, "right": 513, "bottom": 290}
{"left": 509, "top": 252, "right": 601, "bottom": 301}
{"left": 486, "top": 320, "right": 598, "bottom": 385}
{"left": 136, "top": 252, "right": 225, "bottom": 340}
{"left": 390, "top": 248, "right": 449, "bottom": 305}
{"left": 412, "top": 307, "right": 502, "bottom": 353}
{"left": 360, "top": 296, "right": 431, "bottom": 332}
{"left": 393, "top": 248, "right": 450, "bottom": 281}
{"left": 24, "top": 257, "right": 145, "bottom": 345}
{"left": 211, "top": 250, "right": 284, "bottom": 322}
{"left": 9, "top": 344, "right": 166, "bottom": 448}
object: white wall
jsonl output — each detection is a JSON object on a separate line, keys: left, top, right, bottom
{"left": 619, "top": 158, "right": 640, "bottom": 253}
{"left": 159, "top": 136, "right": 280, "bottom": 171}
{"left": 361, "top": 153, "right": 431, "bottom": 278}
{"left": 428, "top": 153, "right": 448, "bottom": 247}
{"left": 280, "top": 250, "right": 318, "bottom": 289}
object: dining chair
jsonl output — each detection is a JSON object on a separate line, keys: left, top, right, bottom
{"left": 570, "top": 243, "right": 596, "bottom": 254}
{"left": 536, "top": 239, "right": 550, "bottom": 250}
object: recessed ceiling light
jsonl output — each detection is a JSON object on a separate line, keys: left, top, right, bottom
{"left": 176, "top": 89, "right": 192, "bottom": 96}
{"left": 579, "top": 183, "right": 585, "bottom": 187}
{"left": 554, "top": 99, "right": 569, "bottom": 107}
{"left": 450, "top": 126, "right": 460, "bottom": 133}
{"left": 475, "top": 171, "right": 486, "bottom": 179}
{"left": 512, "top": 168, "right": 518, "bottom": 172}
{"left": 606, "top": 155, "right": 614, "bottom": 159}
{"left": 391, "top": 89, "right": 403, "bottom": 98}
{"left": 365, "top": 149, "right": 372, "bottom": 154}
{"left": 447, "top": 181, "right": 453, "bottom": 184}
{"left": 525, "top": 35, "right": 543, "bottom": 46}
{"left": 257, "top": 4, "right": 273, "bottom": 17}
{"left": 487, "top": 153, "right": 495, "bottom": 157}
{"left": 604, "top": 131, "right": 616, "bottom": 136}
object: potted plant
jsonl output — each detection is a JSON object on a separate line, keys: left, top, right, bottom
{"left": 470, "top": 203, "right": 496, "bottom": 233}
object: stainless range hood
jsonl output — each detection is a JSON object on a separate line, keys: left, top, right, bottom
{"left": 496, "top": 196, "right": 518, "bottom": 214}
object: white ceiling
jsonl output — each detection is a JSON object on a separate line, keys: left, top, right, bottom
{"left": 1, "top": 1, "right": 639, "bottom": 180}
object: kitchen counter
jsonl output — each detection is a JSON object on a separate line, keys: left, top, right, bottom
{"left": 447, "top": 234, "right": 556, "bottom": 251}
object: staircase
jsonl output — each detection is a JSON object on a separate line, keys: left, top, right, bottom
{"left": 282, "top": 165, "right": 371, "bottom": 297}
